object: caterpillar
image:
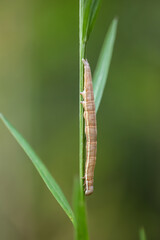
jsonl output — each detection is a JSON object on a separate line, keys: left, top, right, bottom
{"left": 80, "top": 59, "right": 97, "bottom": 196}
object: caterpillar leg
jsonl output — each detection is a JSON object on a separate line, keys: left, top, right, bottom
{"left": 80, "top": 91, "right": 85, "bottom": 99}
{"left": 80, "top": 101, "right": 86, "bottom": 109}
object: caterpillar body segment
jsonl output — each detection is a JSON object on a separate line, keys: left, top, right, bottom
{"left": 80, "top": 59, "right": 97, "bottom": 196}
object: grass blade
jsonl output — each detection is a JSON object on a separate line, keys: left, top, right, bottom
{"left": 93, "top": 18, "right": 118, "bottom": 113}
{"left": 73, "top": 178, "right": 89, "bottom": 240}
{"left": 139, "top": 228, "right": 147, "bottom": 240}
{"left": 0, "top": 113, "right": 76, "bottom": 226}
{"left": 82, "top": 0, "right": 92, "bottom": 42}
{"left": 87, "top": 0, "right": 102, "bottom": 39}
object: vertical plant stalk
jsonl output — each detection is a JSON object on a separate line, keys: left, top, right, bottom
{"left": 79, "top": 0, "right": 85, "bottom": 201}
{"left": 77, "top": 1, "right": 90, "bottom": 239}
{"left": 78, "top": 1, "right": 89, "bottom": 239}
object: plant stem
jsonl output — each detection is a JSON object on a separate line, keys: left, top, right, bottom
{"left": 78, "top": 1, "right": 89, "bottom": 239}
{"left": 79, "top": 0, "right": 85, "bottom": 201}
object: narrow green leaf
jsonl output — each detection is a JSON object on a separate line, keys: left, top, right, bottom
{"left": 87, "top": 0, "right": 102, "bottom": 39}
{"left": 73, "top": 178, "right": 89, "bottom": 240}
{"left": 82, "top": 0, "right": 92, "bottom": 42}
{"left": 0, "top": 113, "right": 76, "bottom": 226}
{"left": 139, "top": 228, "right": 147, "bottom": 240}
{"left": 93, "top": 18, "right": 118, "bottom": 113}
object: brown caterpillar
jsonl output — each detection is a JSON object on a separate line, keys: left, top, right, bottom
{"left": 80, "top": 59, "right": 97, "bottom": 196}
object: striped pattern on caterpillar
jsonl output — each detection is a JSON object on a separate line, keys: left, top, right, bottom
{"left": 80, "top": 59, "right": 97, "bottom": 196}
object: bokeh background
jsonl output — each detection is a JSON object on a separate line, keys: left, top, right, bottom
{"left": 0, "top": 0, "right": 160, "bottom": 239}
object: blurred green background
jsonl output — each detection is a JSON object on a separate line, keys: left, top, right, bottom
{"left": 0, "top": 0, "right": 160, "bottom": 239}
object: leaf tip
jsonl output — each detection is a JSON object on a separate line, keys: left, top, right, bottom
{"left": 0, "top": 113, "right": 3, "bottom": 119}
{"left": 139, "top": 227, "right": 147, "bottom": 240}
{"left": 113, "top": 17, "right": 118, "bottom": 29}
